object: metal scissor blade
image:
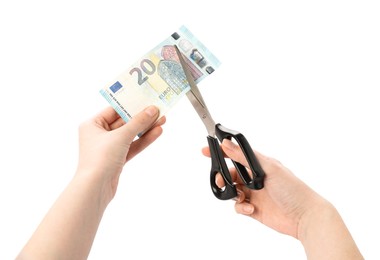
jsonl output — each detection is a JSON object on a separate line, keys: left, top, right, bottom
{"left": 186, "top": 90, "right": 216, "bottom": 136}
{"left": 174, "top": 45, "right": 216, "bottom": 136}
{"left": 173, "top": 45, "right": 207, "bottom": 106}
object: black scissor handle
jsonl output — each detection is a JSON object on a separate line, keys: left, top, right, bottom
{"left": 215, "top": 124, "right": 265, "bottom": 190}
{"left": 208, "top": 136, "right": 237, "bottom": 200}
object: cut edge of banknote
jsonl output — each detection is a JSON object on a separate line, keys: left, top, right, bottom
{"left": 99, "top": 25, "right": 221, "bottom": 131}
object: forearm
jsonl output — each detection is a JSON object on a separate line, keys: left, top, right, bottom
{"left": 298, "top": 200, "right": 363, "bottom": 260}
{"left": 17, "top": 171, "right": 111, "bottom": 260}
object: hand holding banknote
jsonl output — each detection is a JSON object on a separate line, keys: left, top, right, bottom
{"left": 17, "top": 105, "right": 166, "bottom": 259}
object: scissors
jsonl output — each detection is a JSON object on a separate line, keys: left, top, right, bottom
{"left": 174, "top": 45, "right": 265, "bottom": 200}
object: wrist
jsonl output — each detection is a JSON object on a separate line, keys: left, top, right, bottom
{"left": 297, "top": 199, "right": 363, "bottom": 259}
{"left": 297, "top": 198, "right": 336, "bottom": 244}
{"left": 73, "top": 168, "right": 118, "bottom": 208}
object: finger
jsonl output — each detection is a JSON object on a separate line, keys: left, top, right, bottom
{"left": 126, "top": 125, "right": 163, "bottom": 162}
{"left": 95, "top": 107, "right": 122, "bottom": 127}
{"left": 221, "top": 139, "right": 250, "bottom": 168}
{"left": 110, "top": 117, "right": 126, "bottom": 130}
{"left": 201, "top": 146, "right": 211, "bottom": 157}
{"left": 116, "top": 106, "right": 159, "bottom": 142}
{"left": 201, "top": 146, "right": 230, "bottom": 158}
{"left": 235, "top": 201, "right": 255, "bottom": 216}
{"left": 232, "top": 188, "right": 246, "bottom": 203}
{"left": 152, "top": 116, "right": 166, "bottom": 128}
{"left": 111, "top": 113, "right": 166, "bottom": 132}
{"left": 215, "top": 167, "right": 241, "bottom": 187}
{"left": 215, "top": 173, "right": 225, "bottom": 188}
{"left": 230, "top": 168, "right": 247, "bottom": 185}
{"left": 236, "top": 183, "right": 252, "bottom": 201}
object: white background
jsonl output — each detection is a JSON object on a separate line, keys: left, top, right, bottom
{"left": 1, "top": 0, "right": 379, "bottom": 259}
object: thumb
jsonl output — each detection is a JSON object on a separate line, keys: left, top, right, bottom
{"left": 117, "top": 106, "right": 159, "bottom": 141}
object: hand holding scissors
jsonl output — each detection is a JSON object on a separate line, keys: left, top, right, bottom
{"left": 174, "top": 45, "right": 265, "bottom": 200}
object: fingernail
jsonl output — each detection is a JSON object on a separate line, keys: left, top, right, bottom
{"left": 222, "top": 139, "right": 235, "bottom": 150}
{"left": 145, "top": 106, "right": 158, "bottom": 117}
{"left": 243, "top": 204, "right": 254, "bottom": 214}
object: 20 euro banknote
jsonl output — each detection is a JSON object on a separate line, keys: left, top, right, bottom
{"left": 99, "top": 25, "right": 220, "bottom": 124}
